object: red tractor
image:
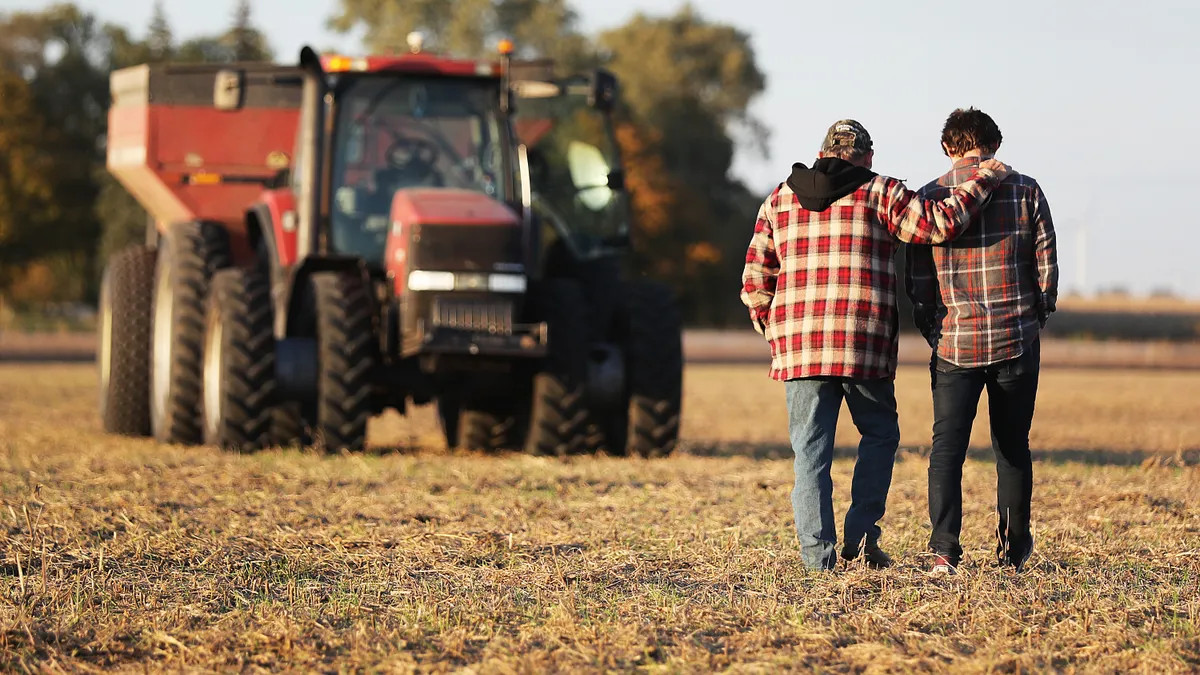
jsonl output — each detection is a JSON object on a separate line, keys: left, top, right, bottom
{"left": 97, "top": 41, "right": 683, "bottom": 457}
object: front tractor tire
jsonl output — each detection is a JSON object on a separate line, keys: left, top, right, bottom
{"left": 201, "top": 269, "right": 277, "bottom": 452}
{"left": 271, "top": 404, "right": 310, "bottom": 449}
{"left": 618, "top": 280, "right": 684, "bottom": 458}
{"left": 308, "top": 271, "right": 377, "bottom": 453}
{"left": 524, "top": 279, "right": 591, "bottom": 457}
{"left": 438, "top": 390, "right": 523, "bottom": 453}
{"left": 98, "top": 246, "right": 157, "bottom": 436}
{"left": 150, "top": 221, "right": 231, "bottom": 445}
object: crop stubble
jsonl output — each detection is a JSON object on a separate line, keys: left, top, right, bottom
{"left": 0, "top": 363, "right": 1198, "bottom": 672}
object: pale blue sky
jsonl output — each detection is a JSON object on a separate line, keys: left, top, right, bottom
{"left": 6, "top": 0, "right": 1198, "bottom": 297}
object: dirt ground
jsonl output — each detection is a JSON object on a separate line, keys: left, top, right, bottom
{"left": 1, "top": 363, "right": 1198, "bottom": 672}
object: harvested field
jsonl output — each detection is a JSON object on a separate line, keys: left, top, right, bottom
{"left": 2, "top": 363, "right": 1199, "bottom": 672}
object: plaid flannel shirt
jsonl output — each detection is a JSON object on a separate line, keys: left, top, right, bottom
{"left": 906, "top": 157, "right": 1059, "bottom": 368}
{"left": 741, "top": 168, "right": 1004, "bottom": 381}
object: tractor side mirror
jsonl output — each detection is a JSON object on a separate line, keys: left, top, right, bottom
{"left": 214, "top": 69, "right": 244, "bottom": 110}
{"left": 588, "top": 69, "right": 618, "bottom": 112}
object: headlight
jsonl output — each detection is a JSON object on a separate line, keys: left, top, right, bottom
{"left": 407, "top": 270, "right": 527, "bottom": 293}
{"left": 487, "top": 274, "right": 526, "bottom": 293}
{"left": 407, "top": 270, "right": 456, "bottom": 291}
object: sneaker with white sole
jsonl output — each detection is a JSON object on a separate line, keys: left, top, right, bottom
{"left": 930, "top": 553, "right": 958, "bottom": 576}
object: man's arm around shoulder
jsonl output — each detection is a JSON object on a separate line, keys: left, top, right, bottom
{"left": 882, "top": 159, "right": 1010, "bottom": 245}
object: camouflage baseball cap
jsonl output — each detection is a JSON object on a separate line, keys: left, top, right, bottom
{"left": 821, "top": 119, "right": 873, "bottom": 154}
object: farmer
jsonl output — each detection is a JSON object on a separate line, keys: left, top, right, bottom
{"left": 741, "top": 119, "right": 1010, "bottom": 571}
{"left": 906, "top": 108, "right": 1059, "bottom": 575}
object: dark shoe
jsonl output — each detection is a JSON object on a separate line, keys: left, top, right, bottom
{"left": 1000, "top": 534, "right": 1035, "bottom": 573}
{"left": 929, "top": 553, "right": 958, "bottom": 576}
{"left": 842, "top": 542, "right": 893, "bottom": 569}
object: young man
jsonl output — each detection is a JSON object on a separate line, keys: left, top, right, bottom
{"left": 741, "top": 119, "right": 1010, "bottom": 571}
{"left": 906, "top": 108, "right": 1059, "bottom": 574}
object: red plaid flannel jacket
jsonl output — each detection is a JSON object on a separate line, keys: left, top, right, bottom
{"left": 906, "top": 157, "right": 1059, "bottom": 367}
{"left": 741, "top": 168, "right": 1004, "bottom": 381}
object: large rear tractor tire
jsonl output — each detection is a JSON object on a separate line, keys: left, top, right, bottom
{"left": 309, "top": 271, "right": 377, "bottom": 453}
{"left": 201, "top": 268, "right": 276, "bottom": 452}
{"left": 524, "top": 279, "right": 590, "bottom": 457}
{"left": 617, "top": 280, "right": 683, "bottom": 458}
{"left": 98, "top": 246, "right": 157, "bottom": 436}
{"left": 150, "top": 221, "right": 231, "bottom": 445}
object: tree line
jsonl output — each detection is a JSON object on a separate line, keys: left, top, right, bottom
{"left": 0, "top": 0, "right": 768, "bottom": 327}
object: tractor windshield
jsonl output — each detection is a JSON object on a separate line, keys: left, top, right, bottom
{"left": 329, "top": 75, "right": 505, "bottom": 267}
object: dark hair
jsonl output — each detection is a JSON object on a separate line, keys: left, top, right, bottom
{"left": 941, "top": 108, "right": 1002, "bottom": 156}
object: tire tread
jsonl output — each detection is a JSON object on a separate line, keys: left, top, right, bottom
{"left": 311, "top": 272, "right": 376, "bottom": 453}
{"left": 204, "top": 268, "right": 275, "bottom": 452}
{"left": 525, "top": 279, "right": 590, "bottom": 457}
{"left": 154, "top": 221, "right": 231, "bottom": 445}
{"left": 622, "top": 280, "right": 683, "bottom": 458}
{"left": 99, "top": 246, "right": 156, "bottom": 436}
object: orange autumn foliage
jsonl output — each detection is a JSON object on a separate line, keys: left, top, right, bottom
{"left": 614, "top": 119, "right": 729, "bottom": 286}
{"left": 613, "top": 121, "right": 676, "bottom": 241}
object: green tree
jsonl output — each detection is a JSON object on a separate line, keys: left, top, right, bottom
{"left": 0, "top": 4, "right": 114, "bottom": 301}
{"left": 175, "top": 37, "right": 228, "bottom": 63}
{"left": 177, "top": 0, "right": 274, "bottom": 63}
{"left": 2, "top": 2, "right": 279, "bottom": 302}
{"left": 0, "top": 69, "right": 60, "bottom": 289}
{"left": 598, "top": 7, "right": 767, "bottom": 325}
{"left": 225, "top": 0, "right": 273, "bottom": 61}
{"left": 328, "top": 0, "right": 584, "bottom": 62}
{"left": 599, "top": 7, "right": 766, "bottom": 143}
{"left": 106, "top": 23, "right": 155, "bottom": 68}
{"left": 146, "top": 0, "right": 173, "bottom": 60}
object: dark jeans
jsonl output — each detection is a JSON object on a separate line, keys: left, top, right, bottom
{"left": 928, "top": 339, "right": 1040, "bottom": 565}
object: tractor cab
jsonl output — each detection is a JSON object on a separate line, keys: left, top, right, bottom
{"left": 282, "top": 46, "right": 628, "bottom": 282}
{"left": 316, "top": 57, "right": 512, "bottom": 268}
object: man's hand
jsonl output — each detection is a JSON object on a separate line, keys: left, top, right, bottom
{"left": 914, "top": 307, "right": 938, "bottom": 347}
{"left": 978, "top": 158, "right": 1012, "bottom": 182}
{"left": 751, "top": 313, "right": 767, "bottom": 336}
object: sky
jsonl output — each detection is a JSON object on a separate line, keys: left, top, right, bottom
{"left": 5, "top": 0, "right": 1198, "bottom": 297}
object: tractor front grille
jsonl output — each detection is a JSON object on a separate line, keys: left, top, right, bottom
{"left": 432, "top": 297, "right": 514, "bottom": 335}
{"left": 413, "top": 224, "right": 524, "bottom": 272}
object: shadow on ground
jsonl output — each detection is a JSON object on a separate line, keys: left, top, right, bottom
{"left": 681, "top": 442, "right": 1200, "bottom": 467}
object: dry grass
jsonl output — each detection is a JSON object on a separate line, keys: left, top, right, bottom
{"left": 1, "top": 363, "right": 1198, "bottom": 673}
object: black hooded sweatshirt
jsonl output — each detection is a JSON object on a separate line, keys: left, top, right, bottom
{"left": 786, "top": 157, "right": 877, "bottom": 212}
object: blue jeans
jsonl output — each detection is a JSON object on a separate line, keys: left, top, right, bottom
{"left": 785, "top": 378, "right": 900, "bottom": 570}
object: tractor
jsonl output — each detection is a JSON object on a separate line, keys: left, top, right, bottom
{"left": 96, "top": 39, "right": 683, "bottom": 457}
